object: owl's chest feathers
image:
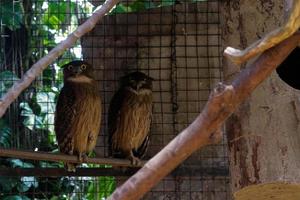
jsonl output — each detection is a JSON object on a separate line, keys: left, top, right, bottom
{"left": 66, "top": 79, "right": 101, "bottom": 116}
{"left": 126, "top": 88, "right": 152, "bottom": 105}
{"left": 114, "top": 88, "right": 152, "bottom": 150}
{"left": 67, "top": 79, "right": 99, "bottom": 99}
{"left": 66, "top": 79, "right": 101, "bottom": 148}
{"left": 67, "top": 75, "right": 93, "bottom": 84}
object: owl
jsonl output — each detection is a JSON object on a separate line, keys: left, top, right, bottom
{"left": 108, "top": 71, "right": 153, "bottom": 165}
{"left": 54, "top": 60, "right": 101, "bottom": 172}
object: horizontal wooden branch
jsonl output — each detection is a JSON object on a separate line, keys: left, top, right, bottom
{"left": 0, "top": 148, "right": 145, "bottom": 167}
{"left": 0, "top": 168, "right": 139, "bottom": 177}
{"left": 108, "top": 32, "right": 300, "bottom": 200}
{"left": 0, "top": 0, "right": 121, "bottom": 117}
{"left": 0, "top": 166, "right": 229, "bottom": 177}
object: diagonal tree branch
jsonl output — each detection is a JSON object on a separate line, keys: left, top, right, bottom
{"left": 108, "top": 32, "right": 300, "bottom": 200}
{"left": 0, "top": 0, "right": 121, "bottom": 118}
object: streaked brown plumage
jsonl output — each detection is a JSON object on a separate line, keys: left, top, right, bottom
{"left": 54, "top": 60, "right": 101, "bottom": 172}
{"left": 108, "top": 71, "right": 153, "bottom": 165}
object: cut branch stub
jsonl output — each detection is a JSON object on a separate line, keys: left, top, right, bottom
{"left": 224, "top": 0, "right": 300, "bottom": 65}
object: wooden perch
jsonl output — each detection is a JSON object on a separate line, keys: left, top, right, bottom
{"left": 0, "top": 168, "right": 139, "bottom": 177}
{"left": 224, "top": 0, "right": 300, "bottom": 65}
{"left": 0, "top": 0, "right": 121, "bottom": 118}
{"left": 108, "top": 32, "right": 300, "bottom": 200}
{"left": 0, "top": 148, "right": 145, "bottom": 167}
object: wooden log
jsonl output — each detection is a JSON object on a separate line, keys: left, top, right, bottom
{"left": 221, "top": 1, "right": 300, "bottom": 199}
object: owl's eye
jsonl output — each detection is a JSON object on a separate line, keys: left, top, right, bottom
{"left": 68, "top": 65, "right": 73, "bottom": 70}
{"left": 80, "top": 64, "right": 87, "bottom": 70}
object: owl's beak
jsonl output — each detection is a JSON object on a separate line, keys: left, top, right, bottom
{"left": 73, "top": 68, "right": 82, "bottom": 76}
{"left": 136, "top": 82, "right": 143, "bottom": 90}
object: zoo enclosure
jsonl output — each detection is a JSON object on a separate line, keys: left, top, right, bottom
{"left": 0, "top": 0, "right": 230, "bottom": 199}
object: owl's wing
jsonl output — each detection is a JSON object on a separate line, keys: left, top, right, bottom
{"left": 54, "top": 84, "right": 76, "bottom": 154}
{"left": 133, "top": 134, "right": 150, "bottom": 159}
{"left": 108, "top": 88, "right": 125, "bottom": 155}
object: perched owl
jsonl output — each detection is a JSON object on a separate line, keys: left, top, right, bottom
{"left": 108, "top": 71, "right": 153, "bottom": 165}
{"left": 54, "top": 60, "right": 101, "bottom": 172}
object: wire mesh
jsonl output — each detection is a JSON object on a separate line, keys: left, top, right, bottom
{"left": 0, "top": 0, "right": 230, "bottom": 199}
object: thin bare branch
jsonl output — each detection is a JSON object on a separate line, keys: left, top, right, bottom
{"left": 108, "top": 32, "right": 300, "bottom": 200}
{"left": 0, "top": 0, "right": 121, "bottom": 117}
{"left": 0, "top": 148, "right": 145, "bottom": 167}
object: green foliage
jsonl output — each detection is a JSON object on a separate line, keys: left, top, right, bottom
{"left": 9, "top": 158, "right": 35, "bottom": 168}
{"left": 43, "top": 1, "right": 77, "bottom": 30}
{"left": 0, "top": 1, "right": 24, "bottom": 30}
{"left": 3, "top": 195, "right": 31, "bottom": 200}
{"left": 20, "top": 90, "right": 57, "bottom": 146}
{"left": 0, "top": 118, "right": 12, "bottom": 148}
{"left": 0, "top": 0, "right": 118, "bottom": 199}
{"left": 87, "top": 177, "right": 116, "bottom": 199}
{"left": 18, "top": 176, "right": 39, "bottom": 192}
{"left": 160, "top": 0, "right": 177, "bottom": 7}
{"left": 112, "top": 0, "right": 156, "bottom": 14}
{"left": 0, "top": 159, "right": 39, "bottom": 195}
{"left": 0, "top": 71, "right": 20, "bottom": 98}
{"left": 111, "top": 0, "right": 207, "bottom": 14}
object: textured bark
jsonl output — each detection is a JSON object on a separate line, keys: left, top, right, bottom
{"left": 108, "top": 32, "right": 300, "bottom": 200}
{"left": 222, "top": 0, "right": 300, "bottom": 199}
{"left": 0, "top": 0, "right": 121, "bottom": 117}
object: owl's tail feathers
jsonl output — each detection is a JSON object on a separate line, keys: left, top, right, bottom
{"left": 133, "top": 135, "right": 150, "bottom": 159}
{"left": 66, "top": 163, "right": 77, "bottom": 172}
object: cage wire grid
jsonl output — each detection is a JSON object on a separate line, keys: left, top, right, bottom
{"left": 0, "top": 0, "right": 230, "bottom": 199}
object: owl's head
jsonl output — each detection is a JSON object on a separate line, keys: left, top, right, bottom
{"left": 62, "top": 60, "right": 94, "bottom": 81}
{"left": 121, "top": 71, "right": 154, "bottom": 91}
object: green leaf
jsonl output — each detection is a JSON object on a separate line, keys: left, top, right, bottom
{"left": 17, "top": 176, "right": 38, "bottom": 192}
{"left": 43, "top": 2, "right": 77, "bottom": 30}
{"left": 111, "top": 3, "right": 132, "bottom": 14}
{"left": 0, "top": 177, "right": 18, "bottom": 192}
{"left": 161, "top": 0, "right": 176, "bottom": 6}
{"left": 0, "top": 71, "right": 19, "bottom": 98}
{"left": 87, "top": 176, "right": 116, "bottom": 199}
{"left": 3, "top": 195, "right": 30, "bottom": 200}
{"left": 144, "top": 1, "right": 156, "bottom": 9}
{"left": 0, "top": 118, "right": 12, "bottom": 148}
{"left": 8, "top": 159, "right": 35, "bottom": 168}
{"left": 36, "top": 92, "right": 56, "bottom": 114}
{"left": 36, "top": 91, "right": 56, "bottom": 132}
{"left": 39, "top": 161, "right": 63, "bottom": 168}
{"left": 20, "top": 102, "right": 45, "bottom": 130}
{"left": 129, "top": 0, "right": 149, "bottom": 12}
{"left": 0, "top": 1, "right": 24, "bottom": 30}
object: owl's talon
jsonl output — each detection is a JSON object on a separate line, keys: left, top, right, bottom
{"left": 66, "top": 163, "right": 76, "bottom": 172}
{"left": 78, "top": 153, "right": 83, "bottom": 163}
{"left": 82, "top": 154, "right": 88, "bottom": 162}
{"left": 130, "top": 156, "right": 141, "bottom": 166}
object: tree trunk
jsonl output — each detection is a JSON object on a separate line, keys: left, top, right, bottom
{"left": 221, "top": 0, "right": 300, "bottom": 199}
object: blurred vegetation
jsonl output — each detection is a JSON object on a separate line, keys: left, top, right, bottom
{"left": 0, "top": 0, "right": 203, "bottom": 199}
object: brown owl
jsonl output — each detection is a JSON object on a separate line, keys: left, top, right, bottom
{"left": 108, "top": 71, "right": 153, "bottom": 165}
{"left": 54, "top": 60, "right": 101, "bottom": 172}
